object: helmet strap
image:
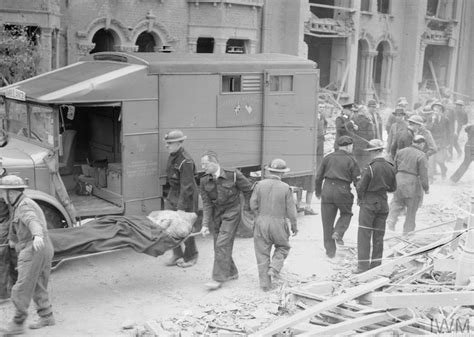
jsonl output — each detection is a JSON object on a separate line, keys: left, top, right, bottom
{"left": 6, "top": 190, "right": 23, "bottom": 207}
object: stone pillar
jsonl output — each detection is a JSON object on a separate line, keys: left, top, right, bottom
{"left": 361, "top": 50, "right": 376, "bottom": 102}
{"left": 248, "top": 39, "right": 258, "bottom": 54}
{"left": 214, "top": 38, "right": 228, "bottom": 54}
{"left": 187, "top": 37, "right": 197, "bottom": 53}
{"left": 39, "top": 27, "right": 53, "bottom": 73}
{"left": 381, "top": 51, "right": 395, "bottom": 101}
{"left": 418, "top": 42, "right": 428, "bottom": 83}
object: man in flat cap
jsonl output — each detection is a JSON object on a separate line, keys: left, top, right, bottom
{"left": 451, "top": 100, "right": 468, "bottom": 159}
{"left": 386, "top": 135, "right": 429, "bottom": 234}
{"left": 367, "top": 100, "right": 384, "bottom": 141}
{"left": 163, "top": 130, "right": 200, "bottom": 268}
{"left": 355, "top": 139, "right": 396, "bottom": 273}
{"left": 426, "top": 101, "right": 450, "bottom": 181}
{"left": 386, "top": 107, "right": 409, "bottom": 159}
{"left": 250, "top": 158, "right": 297, "bottom": 291}
{"left": 315, "top": 136, "right": 361, "bottom": 258}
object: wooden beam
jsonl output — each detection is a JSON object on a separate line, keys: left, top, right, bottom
{"left": 300, "top": 309, "right": 409, "bottom": 336}
{"left": 299, "top": 281, "right": 335, "bottom": 296}
{"left": 372, "top": 291, "right": 474, "bottom": 309}
{"left": 351, "top": 236, "right": 457, "bottom": 283}
{"left": 358, "top": 318, "right": 420, "bottom": 336}
{"left": 250, "top": 278, "right": 389, "bottom": 337}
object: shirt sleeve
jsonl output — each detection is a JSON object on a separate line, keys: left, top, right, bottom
{"left": 235, "top": 170, "right": 253, "bottom": 205}
{"left": 249, "top": 183, "right": 260, "bottom": 214}
{"left": 315, "top": 157, "right": 327, "bottom": 197}
{"left": 356, "top": 166, "right": 371, "bottom": 200}
{"left": 199, "top": 179, "right": 213, "bottom": 228}
{"left": 18, "top": 203, "right": 44, "bottom": 238}
{"left": 418, "top": 156, "right": 429, "bottom": 193}
{"left": 177, "top": 160, "right": 196, "bottom": 211}
{"left": 388, "top": 165, "right": 397, "bottom": 193}
{"left": 285, "top": 187, "right": 297, "bottom": 226}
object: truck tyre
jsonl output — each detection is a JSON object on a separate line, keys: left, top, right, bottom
{"left": 36, "top": 201, "right": 67, "bottom": 229}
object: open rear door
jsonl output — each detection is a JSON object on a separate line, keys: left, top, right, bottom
{"left": 262, "top": 69, "right": 319, "bottom": 177}
{"left": 122, "top": 100, "right": 161, "bottom": 215}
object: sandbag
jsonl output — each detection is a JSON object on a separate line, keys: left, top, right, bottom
{"left": 147, "top": 210, "right": 197, "bottom": 239}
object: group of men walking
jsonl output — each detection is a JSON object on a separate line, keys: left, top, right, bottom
{"left": 162, "top": 130, "right": 297, "bottom": 292}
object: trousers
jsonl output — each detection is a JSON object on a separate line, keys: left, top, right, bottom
{"left": 386, "top": 194, "right": 422, "bottom": 234}
{"left": 253, "top": 216, "right": 290, "bottom": 288}
{"left": 211, "top": 202, "right": 241, "bottom": 282}
{"left": 320, "top": 180, "right": 354, "bottom": 256}
{"left": 357, "top": 195, "right": 388, "bottom": 271}
{"left": 0, "top": 245, "right": 18, "bottom": 299}
{"left": 12, "top": 241, "right": 54, "bottom": 324}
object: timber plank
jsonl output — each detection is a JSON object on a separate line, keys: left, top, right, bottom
{"left": 250, "top": 278, "right": 389, "bottom": 337}
{"left": 372, "top": 291, "right": 474, "bottom": 309}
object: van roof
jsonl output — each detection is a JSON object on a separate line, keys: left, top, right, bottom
{"left": 84, "top": 52, "right": 317, "bottom": 73}
{"left": 0, "top": 53, "right": 317, "bottom": 104}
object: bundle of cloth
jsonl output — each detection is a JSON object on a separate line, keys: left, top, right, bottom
{"left": 147, "top": 210, "right": 197, "bottom": 239}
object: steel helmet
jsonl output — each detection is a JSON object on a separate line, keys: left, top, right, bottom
{"left": 0, "top": 175, "right": 28, "bottom": 189}
{"left": 267, "top": 158, "right": 290, "bottom": 173}
{"left": 407, "top": 115, "right": 424, "bottom": 125}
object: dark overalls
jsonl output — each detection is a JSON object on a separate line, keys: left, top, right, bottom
{"left": 315, "top": 150, "right": 360, "bottom": 257}
{"left": 356, "top": 158, "right": 397, "bottom": 271}
{"left": 165, "top": 147, "right": 199, "bottom": 262}
{"left": 200, "top": 169, "right": 252, "bottom": 282}
{"left": 0, "top": 199, "right": 17, "bottom": 300}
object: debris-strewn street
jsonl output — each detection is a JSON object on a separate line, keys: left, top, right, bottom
{"left": 0, "top": 155, "right": 470, "bottom": 336}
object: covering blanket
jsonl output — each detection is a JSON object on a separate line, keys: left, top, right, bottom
{"left": 50, "top": 216, "right": 183, "bottom": 260}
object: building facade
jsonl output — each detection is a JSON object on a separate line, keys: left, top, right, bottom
{"left": 304, "top": 0, "right": 472, "bottom": 105}
{"left": 0, "top": 0, "right": 306, "bottom": 74}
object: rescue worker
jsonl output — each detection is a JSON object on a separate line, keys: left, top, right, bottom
{"left": 315, "top": 136, "right": 361, "bottom": 258}
{"left": 0, "top": 167, "right": 17, "bottom": 304}
{"left": 334, "top": 106, "right": 355, "bottom": 150}
{"left": 250, "top": 159, "right": 298, "bottom": 291}
{"left": 163, "top": 130, "right": 199, "bottom": 268}
{"left": 367, "top": 99, "right": 384, "bottom": 141}
{"left": 0, "top": 175, "right": 55, "bottom": 334}
{"left": 396, "top": 115, "right": 437, "bottom": 158}
{"left": 386, "top": 135, "right": 430, "bottom": 234}
{"left": 385, "top": 97, "right": 409, "bottom": 135}
{"left": 386, "top": 108, "right": 409, "bottom": 159}
{"left": 350, "top": 105, "right": 375, "bottom": 169}
{"left": 450, "top": 124, "right": 474, "bottom": 183}
{"left": 427, "top": 101, "right": 450, "bottom": 181}
{"left": 355, "top": 139, "right": 396, "bottom": 273}
{"left": 199, "top": 151, "right": 252, "bottom": 290}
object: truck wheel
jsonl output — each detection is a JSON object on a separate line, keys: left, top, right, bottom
{"left": 37, "top": 201, "right": 67, "bottom": 229}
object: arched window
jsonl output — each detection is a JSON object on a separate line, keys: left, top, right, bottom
{"left": 196, "top": 37, "right": 214, "bottom": 53}
{"left": 136, "top": 32, "right": 156, "bottom": 52}
{"left": 373, "top": 43, "right": 384, "bottom": 85}
{"left": 90, "top": 29, "right": 116, "bottom": 54}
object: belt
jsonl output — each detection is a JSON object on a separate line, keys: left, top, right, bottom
{"left": 325, "top": 178, "right": 351, "bottom": 185}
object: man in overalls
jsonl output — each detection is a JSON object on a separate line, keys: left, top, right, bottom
{"left": 0, "top": 175, "right": 55, "bottom": 334}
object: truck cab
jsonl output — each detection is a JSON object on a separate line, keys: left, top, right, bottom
{"left": 0, "top": 52, "right": 319, "bottom": 229}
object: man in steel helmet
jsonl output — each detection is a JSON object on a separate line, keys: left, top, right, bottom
{"left": 0, "top": 175, "right": 55, "bottom": 334}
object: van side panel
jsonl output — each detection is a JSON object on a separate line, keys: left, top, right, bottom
{"left": 158, "top": 74, "right": 261, "bottom": 173}
{"left": 122, "top": 99, "right": 161, "bottom": 215}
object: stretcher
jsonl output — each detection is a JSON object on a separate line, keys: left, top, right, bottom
{"left": 49, "top": 215, "right": 197, "bottom": 270}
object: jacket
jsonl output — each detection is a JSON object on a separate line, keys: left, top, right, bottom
{"left": 394, "top": 146, "right": 429, "bottom": 198}
{"left": 165, "top": 147, "right": 198, "bottom": 212}
{"left": 356, "top": 157, "right": 397, "bottom": 202}
{"left": 200, "top": 168, "right": 252, "bottom": 227}
{"left": 250, "top": 176, "right": 297, "bottom": 226}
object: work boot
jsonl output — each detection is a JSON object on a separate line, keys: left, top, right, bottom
{"left": 176, "top": 256, "right": 198, "bottom": 268}
{"left": 0, "top": 321, "right": 25, "bottom": 335}
{"left": 205, "top": 280, "right": 222, "bottom": 291}
{"left": 29, "top": 315, "right": 56, "bottom": 329}
{"left": 164, "top": 254, "right": 182, "bottom": 267}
